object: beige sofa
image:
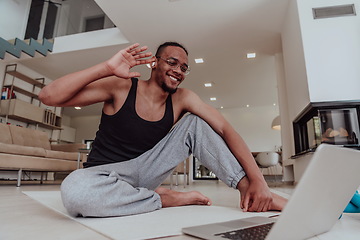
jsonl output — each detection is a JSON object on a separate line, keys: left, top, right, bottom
{"left": 0, "top": 123, "right": 86, "bottom": 186}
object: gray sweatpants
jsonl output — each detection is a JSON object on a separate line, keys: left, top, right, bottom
{"left": 61, "top": 114, "right": 246, "bottom": 217}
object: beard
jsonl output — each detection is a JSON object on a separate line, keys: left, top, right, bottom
{"left": 161, "top": 82, "right": 178, "bottom": 94}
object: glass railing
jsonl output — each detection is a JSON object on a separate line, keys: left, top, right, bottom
{"left": 24, "top": 0, "right": 115, "bottom": 40}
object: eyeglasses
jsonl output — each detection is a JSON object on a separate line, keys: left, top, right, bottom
{"left": 156, "top": 57, "right": 190, "bottom": 75}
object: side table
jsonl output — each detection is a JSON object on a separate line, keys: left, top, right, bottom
{"left": 77, "top": 148, "right": 91, "bottom": 169}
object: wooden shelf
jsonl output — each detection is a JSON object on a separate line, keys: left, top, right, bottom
{"left": 5, "top": 70, "right": 45, "bottom": 88}
{"left": 0, "top": 99, "right": 62, "bottom": 130}
{"left": 1, "top": 64, "right": 62, "bottom": 131}
{"left": 0, "top": 99, "right": 43, "bottom": 122}
{"left": 38, "top": 122, "right": 62, "bottom": 130}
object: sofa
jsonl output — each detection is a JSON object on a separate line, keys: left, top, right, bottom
{"left": 0, "top": 123, "right": 86, "bottom": 186}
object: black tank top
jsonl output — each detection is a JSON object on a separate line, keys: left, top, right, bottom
{"left": 84, "top": 78, "right": 174, "bottom": 168}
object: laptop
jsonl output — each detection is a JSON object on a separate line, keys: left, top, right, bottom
{"left": 182, "top": 144, "right": 360, "bottom": 240}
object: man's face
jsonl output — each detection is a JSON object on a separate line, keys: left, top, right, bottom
{"left": 155, "top": 46, "right": 189, "bottom": 93}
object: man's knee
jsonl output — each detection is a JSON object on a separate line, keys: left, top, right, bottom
{"left": 60, "top": 169, "right": 162, "bottom": 217}
{"left": 183, "top": 113, "right": 201, "bottom": 122}
{"left": 61, "top": 189, "right": 84, "bottom": 217}
{"left": 60, "top": 169, "right": 103, "bottom": 217}
{"left": 181, "top": 114, "right": 210, "bottom": 129}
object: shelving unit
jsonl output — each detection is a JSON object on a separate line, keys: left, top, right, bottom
{"left": 0, "top": 64, "right": 62, "bottom": 130}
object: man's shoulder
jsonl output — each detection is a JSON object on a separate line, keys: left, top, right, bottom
{"left": 172, "top": 88, "right": 202, "bottom": 111}
{"left": 174, "top": 87, "right": 196, "bottom": 97}
{"left": 174, "top": 88, "right": 201, "bottom": 102}
{"left": 172, "top": 87, "right": 211, "bottom": 118}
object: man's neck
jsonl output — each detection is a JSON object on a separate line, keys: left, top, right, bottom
{"left": 139, "top": 79, "right": 169, "bottom": 104}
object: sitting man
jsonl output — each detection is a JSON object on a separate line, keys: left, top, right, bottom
{"left": 39, "top": 42, "right": 287, "bottom": 217}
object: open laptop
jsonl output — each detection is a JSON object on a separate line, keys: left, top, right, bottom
{"left": 183, "top": 144, "right": 360, "bottom": 240}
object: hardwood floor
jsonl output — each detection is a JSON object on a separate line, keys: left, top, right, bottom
{"left": 1, "top": 183, "right": 109, "bottom": 240}
{"left": 0, "top": 180, "right": 293, "bottom": 240}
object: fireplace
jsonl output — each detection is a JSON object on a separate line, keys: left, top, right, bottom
{"left": 293, "top": 101, "right": 360, "bottom": 155}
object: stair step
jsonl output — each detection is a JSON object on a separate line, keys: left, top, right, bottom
{"left": 0, "top": 37, "right": 53, "bottom": 60}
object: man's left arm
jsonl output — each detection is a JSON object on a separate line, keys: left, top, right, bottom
{"left": 180, "top": 89, "right": 272, "bottom": 212}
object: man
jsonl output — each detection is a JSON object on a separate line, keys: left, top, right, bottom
{"left": 39, "top": 42, "right": 286, "bottom": 217}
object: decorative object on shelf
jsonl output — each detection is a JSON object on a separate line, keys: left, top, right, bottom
{"left": 43, "top": 109, "right": 58, "bottom": 126}
{"left": 84, "top": 139, "right": 94, "bottom": 149}
{"left": 1, "top": 87, "right": 16, "bottom": 100}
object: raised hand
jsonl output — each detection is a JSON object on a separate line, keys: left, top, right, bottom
{"left": 106, "top": 43, "right": 154, "bottom": 78}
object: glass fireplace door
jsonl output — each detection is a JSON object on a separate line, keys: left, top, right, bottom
{"left": 318, "top": 108, "right": 359, "bottom": 146}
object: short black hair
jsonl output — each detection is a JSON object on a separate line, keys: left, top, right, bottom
{"left": 155, "top": 42, "right": 188, "bottom": 57}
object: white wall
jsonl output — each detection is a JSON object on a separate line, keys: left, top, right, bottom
{"left": 79, "top": 0, "right": 113, "bottom": 31}
{"left": 281, "top": 0, "right": 310, "bottom": 122}
{"left": 70, "top": 115, "right": 101, "bottom": 143}
{"left": 59, "top": 125, "right": 76, "bottom": 143}
{"left": 0, "top": 0, "right": 31, "bottom": 40}
{"left": 220, "top": 106, "right": 281, "bottom": 152}
{"left": 275, "top": 53, "right": 293, "bottom": 157}
{"left": 298, "top": 0, "right": 360, "bottom": 102}
{"left": 61, "top": 114, "right": 71, "bottom": 126}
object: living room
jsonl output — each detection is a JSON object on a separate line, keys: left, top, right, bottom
{"left": 0, "top": 0, "right": 283, "bottom": 183}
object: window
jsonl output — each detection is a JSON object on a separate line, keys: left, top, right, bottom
{"left": 84, "top": 16, "right": 105, "bottom": 32}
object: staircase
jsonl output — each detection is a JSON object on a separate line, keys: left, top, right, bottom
{"left": 0, "top": 38, "right": 53, "bottom": 60}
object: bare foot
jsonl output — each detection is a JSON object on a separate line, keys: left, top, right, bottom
{"left": 237, "top": 177, "right": 287, "bottom": 211}
{"left": 155, "top": 187, "right": 212, "bottom": 208}
{"left": 270, "top": 192, "right": 287, "bottom": 211}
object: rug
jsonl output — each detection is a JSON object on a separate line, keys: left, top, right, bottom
{"left": 23, "top": 191, "right": 277, "bottom": 240}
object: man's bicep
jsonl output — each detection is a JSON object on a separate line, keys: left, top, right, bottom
{"left": 59, "top": 80, "right": 113, "bottom": 107}
{"left": 184, "top": 91, "right": 228, "bottom": 136}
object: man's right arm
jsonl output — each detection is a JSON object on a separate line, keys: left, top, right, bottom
{"left": 39, "top": 62, "right": 115, "bottom": 107}
{"left": 39, "top": 43, "right": 153, "bottom": 107}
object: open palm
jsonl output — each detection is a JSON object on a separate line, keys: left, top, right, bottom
{"left": 106, "top": 43, "right": 154, "bottom": 78}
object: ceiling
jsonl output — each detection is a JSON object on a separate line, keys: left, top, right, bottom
{"left": 19, "top": 0, "right": 290, "bottom": 117}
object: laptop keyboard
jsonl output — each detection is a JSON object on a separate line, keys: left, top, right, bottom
{"left": 214, "top": 222, "right": 275, "bottom": 240}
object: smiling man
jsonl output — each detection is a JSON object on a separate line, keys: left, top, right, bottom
{"left": 39, "top": 42, "right": 286, "bottom": 217}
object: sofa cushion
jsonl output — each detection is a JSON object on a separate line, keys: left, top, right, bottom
{"left": 9, "top": 125, "right": 51, "bottom": 150}
{"left": 0, "top": 123, "right": 12, "bottom": 144}
{"left": 0, "top": 142, "right": 46, "bottom": 157}
{"left": 45, "top": 150, "right": 78, "bottom": 161}
{"left": 0, "top": 153, "right": 77, "bottom": 172}
{"left": 51, "top": 143, "right": 86, "bottom": 152}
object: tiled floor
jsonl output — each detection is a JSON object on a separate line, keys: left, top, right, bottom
{"left": 0, "top": 179, "right": 293, "bottom": 240}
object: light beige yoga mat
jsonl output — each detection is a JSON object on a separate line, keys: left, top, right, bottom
{"left": 23, "top": 191, "right": 276, "bottom": 240}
